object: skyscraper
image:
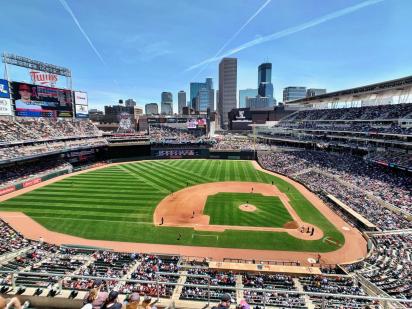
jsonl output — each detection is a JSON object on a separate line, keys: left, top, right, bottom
{"left": 257, "top": 63, "right": 274, "bottom": 102}
{"left": 283, "top": 87, "right": 307, "bottom": 102}
{"left": 178, "top": 91, "right": 186, "bottom": 114}
{"left": 218, "top": 58, "right": 237, "bottom": 128}
{"left": 190, "top": 78, "right": 214, "bottom": 112}
{"left": 205, "top": 78, "right": 214, "bottom": 112}
{"left": 190, "top": 82, "right": 203, "bottom": 109}
{"left": 161, "top": 92, "right": 173, "bottom": 115}
{"left": 239, "top": 89, "right": 258, "bottom": 108}
{"left": 258, "top": 62, "right": 272, "bottom": 84}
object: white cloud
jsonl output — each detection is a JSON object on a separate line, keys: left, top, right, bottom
{"left": 186, "top": 0, "right": 385, "bottom": 71}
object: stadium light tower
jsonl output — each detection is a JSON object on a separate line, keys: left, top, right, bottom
{"left": 2, "top": 52, "right": 72, "bottom": 89}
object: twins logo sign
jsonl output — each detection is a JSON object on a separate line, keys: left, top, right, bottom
{"left": 30, "top": 70, "right": 59, "bottom": 87}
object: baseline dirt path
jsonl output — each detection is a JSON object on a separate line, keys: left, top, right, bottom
{"left": 153, "top": 181, "right": 322, "bottom": 240}
{"left": 0, "top": 160, "right": 368, "bottom": 266}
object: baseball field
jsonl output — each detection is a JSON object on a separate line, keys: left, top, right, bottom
{"left": 0, "top": 159, "right": 345, "bottom": 252}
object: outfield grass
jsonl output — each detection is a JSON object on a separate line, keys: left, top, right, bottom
{"left": 0, "top": 160, "right": 344, "bottom": 252}
{"left": 204, "top": 192, "right": 292, "bottom": 227}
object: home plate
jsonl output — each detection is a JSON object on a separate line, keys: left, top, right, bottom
{"left": 342, "top": 226, "right": 350, "bottom": 231}
{"left": 307, "top": 258, "right": 317, "bottom": 264}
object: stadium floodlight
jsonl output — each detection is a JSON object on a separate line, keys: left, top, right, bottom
{"left": 2, "top": 52, "right": 71, "bottom": 77}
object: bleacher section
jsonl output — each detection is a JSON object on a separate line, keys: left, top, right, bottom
{"left": 0, "top": 217, "right": 411, "bottom": 308}
{"left": 257, "top": 103, "right": 412, "bottom": 172}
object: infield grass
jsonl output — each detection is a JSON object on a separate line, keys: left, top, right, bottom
{"left": 204, "top": 193, "right": 292, "bottom": 227}
{"left": 0, "top": 160, "right": 344, "bottom": 252}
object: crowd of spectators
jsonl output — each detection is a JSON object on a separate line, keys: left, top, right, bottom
{"left": 0, "top": 160, "right": 72, "bottom": 189}
{"left": 0, "top": 220, "right": 31, "bottom": 256}
{"left": 281, "top": 103, "right": 412, "bottom": 123}
{"left": 0, "top": 138, "right": 107, "bottom": 162}
{"left": 149, "top": 126, "right": 211, "bottom": 145}
{"left": 300, "top": 275, "right": 373, "bottom": 308}
{"left": 0, "top": 221, "right": 408, "bottom": 308}
{"left": 258, "top": 150, "right": 412, "bottom": 229}
{"left": 211, "top": 136, "right": 271, "bottom": 151}
{"left": 278, "top": 122, "right": 412, "bottom": 135}
{"left": 242, "top": 274, "right": 305, "bottom": 308}
{"left": 180, "top": 268, "right": 236, "bottom": 303}
{"left": 120, "top": 255, "right": 180, "bottom": 298}
{"left": 367, "top": 151, "right": 412, "bottom": 171}
{"left": 0, "top": 119, "right": 101, "bottom": 144}
{"left": 347, "top": 234, "right": 411, "bottom": 303}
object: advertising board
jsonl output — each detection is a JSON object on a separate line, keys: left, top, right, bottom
{"left": 0, "top": 79, "right": 10, "bottom": 98}
{"left": 10, "top": 81, "right": 73, "bottom": 117}
{"left": 0, "top": 98, "right": 13, "bottom": 116}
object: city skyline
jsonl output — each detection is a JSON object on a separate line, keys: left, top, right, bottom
{"left": 1, "top": 0, "right": 411, "bottom": 112}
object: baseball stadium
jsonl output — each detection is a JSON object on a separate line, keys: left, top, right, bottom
{"left": 0, "top": 1, "right": 412, "bottom": 308}
{"left": 0, "top": 58, "right": 411, "bottom": 309}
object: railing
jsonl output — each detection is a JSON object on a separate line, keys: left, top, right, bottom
{"left": 222, "top": 258, "right": 300, "bottom": 266}
{"left": 1, "top": 271, "right": 411, "bottom": 309}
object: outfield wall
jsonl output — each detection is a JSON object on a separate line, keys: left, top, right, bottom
{"left": 0, "top": 168, "right": 71, "bottom": 196}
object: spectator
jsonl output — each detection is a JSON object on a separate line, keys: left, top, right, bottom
{"left": 83, "top": 280, "right": 108, "bottom": 309}
{"left": 101, "top": 290, "right": 121, "bottom": 309}
{"left": 123, "top": 293, "right": 139, "bottom": 309}
{"left": 212, "top": 293, "right": 234, "bottom": 309}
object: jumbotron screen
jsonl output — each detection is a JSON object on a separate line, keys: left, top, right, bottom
{"left": 10, "top": 81, "right": 73, "bottom": 117}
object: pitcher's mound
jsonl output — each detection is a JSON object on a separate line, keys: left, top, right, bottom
{"left": 239, "top": 204, "right": 257, "bottom": 212}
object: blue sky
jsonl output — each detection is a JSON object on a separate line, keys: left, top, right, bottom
{"left": 1, "top": 0, "right": 411, "bottom": 111}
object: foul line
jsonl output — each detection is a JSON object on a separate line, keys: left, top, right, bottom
{"left": 1, "top": 215, "right": 154, "bottom": 225}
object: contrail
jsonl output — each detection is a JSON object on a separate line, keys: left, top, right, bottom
{"left": 192, "top": 0, "right": 272, "bottom": 79}
{"left": 58, "top": 0, "right": 106, "bottom": 66}
{"left": 186, "top": 0, "right": 384, "bottom": 71}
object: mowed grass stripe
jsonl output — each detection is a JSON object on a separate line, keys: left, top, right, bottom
{"left": 22, "top": 211, "right": 152, "bottom": 222}
{"left": 9, "top": 196, "right": 159, "bottom": 205}
{"left": 126, "top": 163, "right": 178, "bottom": 192}
{"left": 131, "top": 163, "right": 188, "bottom": 190}
{"left": 0, "top": 159, "right": 344, "bottom": 252}
{"left": 28, "top": 188, "right": 156, "bottom": 195}
{"left": 152, "top": 161, "right": 213, "bottom": 184}
{"left": 1, "top": 204, "right": 154, "bottom": 216}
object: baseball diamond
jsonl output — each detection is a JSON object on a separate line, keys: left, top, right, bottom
{"left": 0, "top": 159, "right": 366, "bottom": 263}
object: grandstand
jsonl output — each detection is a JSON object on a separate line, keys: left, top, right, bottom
{"left": 0, "top": 52, "right": 411, "bottom": 309}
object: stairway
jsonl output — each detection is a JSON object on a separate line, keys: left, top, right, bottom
{"left": 293, "top": 278, "right": 315, "bottom": 309}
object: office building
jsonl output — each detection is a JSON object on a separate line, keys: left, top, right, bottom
{"left": 190, "top": 83, "right": 203, "bottom": 108}
{"left": 205, "top": 78, "right": 214, "bottom": 112}
{"left": 125, "top": 99, "right": 137, "bottom": 107}
{"left": 190, "top": 78, "right": 214, "bottom": 112}
{"left": 257, "top": 63, "right": 274, "bottom": 101}
{"left": 283, "top": 86, "right": 307, "bottom": 102}
{"left": 307, "top": 88, "right": 327, "bottom": 97}
{"left": 103, "top": 104, "right": 134, "bottom": 123}
{"left": 239, "top": 89, "right": 258, "bottom": 108}
{"left": 145, "top": 103, "right": 158, "bottom": 115}
{"left": 258, "top": 63, "right": 272, "bottom": 84}
{"left": 133, "top": 106, "right": 143, "bottom": 122}
{"left": 161, "top": 92, "right": 173, "bottom": 115}
{"left": 246, "top": 96, "right": 272, "bottom": 110}
{"left": 218, "top": 58, "right": 237, "bottom": 127}
{"left": 178, "top": 91, "right": 186, "bottom": 115}
{"left": 89, "top": 109, "right": 104, "bottom": 122}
